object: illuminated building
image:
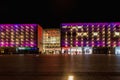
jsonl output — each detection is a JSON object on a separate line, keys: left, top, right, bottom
{"left": 38, "top": 25, "right": 43, "bottom": 53}
{"left": 0, "top": 24, "right": 40, "bottom": 54}
{"left": 43, "top": 29, "right": 61, "bottom": 54}
{"left": 61, "top": 23, "right": 120, "bottom": 54}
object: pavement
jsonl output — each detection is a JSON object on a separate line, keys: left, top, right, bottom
{"left": 0, "top": 54, "right": 120, "bottom": 80}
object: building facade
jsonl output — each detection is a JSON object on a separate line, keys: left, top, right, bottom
{"left": 43, "top": 28, "right": 61, "bottom": 54}
{"left": 61, "top": 23, "right": 120, "bottom": 54}
{"left": 38, "top": 25, "right": 43, "bottom": 53}
{"left": 0, "top": 24, "right": 39, "bottom": 54}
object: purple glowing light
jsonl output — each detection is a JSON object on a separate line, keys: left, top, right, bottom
{"left": 61, "top": 22, "right": 120, "bottom": 27}
{"left": 0, "top": 24, "right": 37, "bottom": 47}
{"left": 0, "top": 24, "right": 37, "bottom": 27}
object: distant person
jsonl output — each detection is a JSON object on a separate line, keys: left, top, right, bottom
{"left": 86, "top": 49, "right": 90, "bottom": 54}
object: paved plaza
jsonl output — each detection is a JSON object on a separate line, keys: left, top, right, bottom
{"left": 0, "top": 54, "right": 120, "bottom": 80}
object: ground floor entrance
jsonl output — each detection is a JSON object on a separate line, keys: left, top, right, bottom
{"left": 62, "top": 47, "right": 92, "bottom": 55}
{"left": 0, "top": 47, "right": 39, "bottom": 54}
{"left": 43, "top": 48, "right": 61, "bottom": 54}
{"left": 62, "top": 47, "right": 117, "bottom": 55}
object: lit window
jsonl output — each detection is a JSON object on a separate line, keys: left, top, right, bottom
{"left": 21, "top": 39, "right": 24, "bottom": 41}
{"left": 86, "top": 41, "right": 89, "bottom": 44}
{"left": 21, "top": 29, "right": 24, "bottom": 31}
{"left": 72, "top": 27, "right": 76, "bottom": 29}
{"left": 6, "top": 39, "right": 9, "bottom": 41}
{"left": 16, "top": 42, "right": 19, "bottom": 44}
{"left": 65, "top": 42, "right": 68, "bottom": 44}
{"left": 26, "top": 26, "right": 29, "bottom": 28}
{"left": 113, "top": 45, "right": 116, "bottom": 47}
{"left": 30, "top": 29, "right": 34, "bottom": 31}
{"left": 21, "top": 26, "right": 24, "bottom": 29}
{"left": 25, "top": 32, "right": 29, "bottom": 34}
{"left": 26, "top": 36, "right": 29, "bottom": 38}
{"left": 1, "top": 36, "right": 4, "bottom": 38}
{"left": 1, "top": 32, "right": 5, "bottom": 35}
{"left": 11, "top": 36, "right": 14, "bottom": 38}
{"left": 31, "top": 36, "right": 34, "bottom": 38}
{"left": 26, "top": 39, "right": 29, "bottom": 41}
{"left": 21, "top": 32, "right": 24, "bottom": 34}
{"left": 114, "top": 32, "right": 120, "bottom": 36}
{"left": 20, "top": 35, "right": 24, "bottom": 38}
{"left": 11, "top": 29, "right": 14, "bottom": 31}
{"left": 30, "top": 32, "right": 33, "bottom": 35}
{"left": 62, "top": 26, "right": 67, "bottom": 28}
{"left": 77, "top": 33, "right": 82, "bottom": 36}
{"left": 83, "top": 32, "right": 88, "bottom": 36}
{"left": 31, "top": 26, "right": 34, "bottom": 28}
{"left": 30, "top": 42, "right": 34, "bottom": 44}
{"left": 108, "top": 41, "right": 111, "bottom": 44}
{"left": 16, "top": 39, "right": 19, "bottom": 41}
{"left": 97, "top": 38, "right": 100, "bottom": 40}
{"left": 78, "top": 26, "right": 82, "bottom": 28}
{"left": 10, "top": 42, "right": 14, "bottom": 44}
{"left": 6, "top": 32, "right": 9, "bottom": 35}
{"left": 92, "top": 41, "right": 94, "bottom": 44}
{"left": 11, "top": 39, "right": 14, "bottom": 41}
{"left": 1, "top": 42, "right": 4, "bottom": 44}
{"left": 93, "top": 32, "right": 98, "bottom": 36}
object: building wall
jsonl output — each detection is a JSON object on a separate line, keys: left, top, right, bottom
{"left": 0, "top": 24, "right": 38, "bottom": 54}
{"left": 43, "top": 28, "right": 61, "bottom": 54}
{"left": 61, "top": 23, "right": 120, "bottom": 54}
{"left": 38, "top": 25, "right": 43, "bottom": 53}
{"left": 106, "top": 24, "right": 120, "bottom": 47}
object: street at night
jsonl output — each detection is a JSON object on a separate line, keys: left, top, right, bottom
{"left": 0, "top": 54, "right": 120, "bottom": 80}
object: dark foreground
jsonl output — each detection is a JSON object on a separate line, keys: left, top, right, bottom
{"left": 0, "top": 54, "right": 120, "bottom": 80}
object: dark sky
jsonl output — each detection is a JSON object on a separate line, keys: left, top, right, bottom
{"left": 0, "top": 1, "right": 120, "bottom": 28}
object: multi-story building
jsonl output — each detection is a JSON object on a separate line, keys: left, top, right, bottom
{"left": 43, "top": 28, "right": 61, "bottom": 54}
{"left": 61, "top": 23, "right": 120, "bottom": 54}
{"left": 1, "top": 23, "right": 120, "bottom": 55}
{"left": 0, "top": 24, "right": 42, "bottom": 54}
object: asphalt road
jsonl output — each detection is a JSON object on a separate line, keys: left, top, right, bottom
{"left": 0, "top": 54, "right": 120, "bottom": 80}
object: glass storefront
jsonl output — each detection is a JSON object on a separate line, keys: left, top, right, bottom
{"left": 62, "top": 47, "right": 92, "bottom": 55}
{"left": 44, "top": 49, "right": 61, "bottom": 54}
{"left": 83, "top": 47, "right": 92, "bottom": 54}
{"left": 115, "top": 47, "right": 120, "bottom": 54}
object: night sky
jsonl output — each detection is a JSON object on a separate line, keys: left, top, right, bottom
{"left": 0, "top": 1, "right": 120, "bottom": 28}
